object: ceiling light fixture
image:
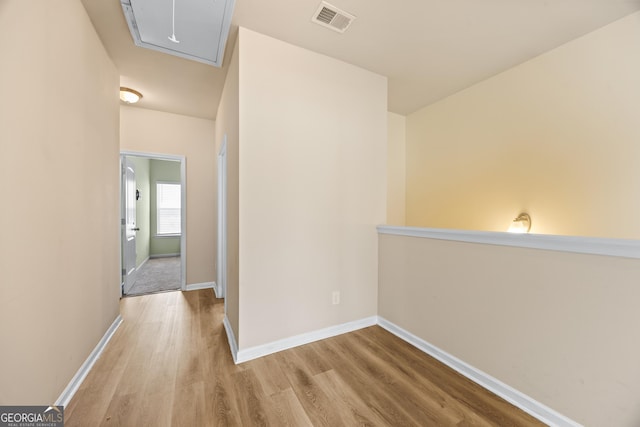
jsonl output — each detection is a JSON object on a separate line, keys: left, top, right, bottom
{"left": 119, "top": 87, "right": 143, "bottom": 104}
{"left": 508, "top": 213, "right": 532, "bottom": 234}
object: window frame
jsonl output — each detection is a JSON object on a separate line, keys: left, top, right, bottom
{"left": 155, "top": 181, "right": 182, "bottom": 237}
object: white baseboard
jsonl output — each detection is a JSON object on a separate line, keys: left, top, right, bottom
{"left": 184, "top": 281, "right": 215, "bottom": 292}
{"left": 235, "top": 316, "right": 378, "bottom": 364}
{"left": 213, "top": 282, "right": 223, "bottom": 298}
{"left": 137, "top": 256, "right": 150, "bottom": 270}
{"left": 55, "top": 314, "right": 123, "bottom": 408}
{"left": 223, "top": 315, "right": 238, "bottom": 363}
{"left": 53, "top": 300, "right": 577, "bottom": 427}
{"left": 149, "top": 253, "right": 180, "bottom": 258}
{"left": 377, "top": 317, "right": 582, "bottom": 427}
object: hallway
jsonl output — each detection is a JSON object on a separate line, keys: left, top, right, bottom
{"left": 65, "top": 290, "right": 542, "bottom": 426}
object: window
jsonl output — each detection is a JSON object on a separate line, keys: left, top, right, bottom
{"left": 156, "top": 182, "right": 181, "bottom": 235}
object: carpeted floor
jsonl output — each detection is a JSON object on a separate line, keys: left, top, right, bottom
{"left": 126, "top": 256, "right": 181, "bottom": 296}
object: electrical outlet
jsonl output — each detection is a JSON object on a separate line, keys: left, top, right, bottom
{"left": 332, "top": 291, "right": 340, "bottom": 305}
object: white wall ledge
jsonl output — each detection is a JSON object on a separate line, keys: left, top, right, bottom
{"left": 377, "top": 225, "right": 640, "bottom": 259}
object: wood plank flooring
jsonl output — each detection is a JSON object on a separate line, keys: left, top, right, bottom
{"left": 65, "top": 290, "right": 544, "bottom": 426}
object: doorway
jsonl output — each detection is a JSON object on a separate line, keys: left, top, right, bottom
{"left": 120, "top": 151, "right": 187, "bottom": 297}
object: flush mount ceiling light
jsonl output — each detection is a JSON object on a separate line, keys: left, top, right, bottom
{"left": 119, "top": 87, "right": 143, "bottom": 104}
{"left": 508, "top": 213, "right": 532, "bottom": 234}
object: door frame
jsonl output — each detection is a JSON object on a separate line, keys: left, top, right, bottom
{"left": 119, "top": 150, "right": 187, "bottom": 297}
{"left": 217, "top": 136, "right": 227, "bottom": 301}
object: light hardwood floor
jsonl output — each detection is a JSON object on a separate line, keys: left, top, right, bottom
{"left": 65, "top": 290, "right": 544, "bottom": 426}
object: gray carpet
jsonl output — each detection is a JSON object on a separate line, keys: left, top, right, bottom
{"left": 127, "top": 257, "right": 181, "bottom": 296}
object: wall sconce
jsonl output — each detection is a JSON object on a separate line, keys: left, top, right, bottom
{"left": 508, "top": 213, "right": 531, "bottom": 233}
{"left": 120, "top": 87, "right": 143, "bottom": 104}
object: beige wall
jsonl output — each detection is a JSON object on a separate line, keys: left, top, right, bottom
{"left": 237, "top": 28, "right": 387, "bottom": 349}
{"left": 215, "top": 38, "right": 240, "bottom": 338}
{"left": 387, "top": 112, "right": 406, "bottom": 226}
{"left": 396, "top": 11, "right": 640, "bottom": 427}
{"left": 0, "top": 0, "right": 120, "bottom": 404}
{"left": 379, "top": 234, "right": 640, "bottom": 426}
{"left": 120, "top": 107, "right": 216, "bottom": 285}
{"left": 405, "top": 12, "right": 640, "bottom": 239}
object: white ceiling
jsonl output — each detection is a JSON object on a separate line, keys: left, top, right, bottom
{"left": 81, "top": 0, "right": 640, "bottom": 120}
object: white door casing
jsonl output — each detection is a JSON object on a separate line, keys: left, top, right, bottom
{"left": 217, "top": 137, "right": 227, "bottom": 299}
{"left": 123, "top": 157, "right": 137, "bottom": 294}
{"left": 120, "top": 150, "right": 187, "bottom": 295}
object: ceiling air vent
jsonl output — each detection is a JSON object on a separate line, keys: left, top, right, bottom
{"left": 311, "top": 2, "right": 356, "bottom": 33}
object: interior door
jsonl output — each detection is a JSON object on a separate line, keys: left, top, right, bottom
{"left": 123, "top": 157, "right": 138, "bottom": 294}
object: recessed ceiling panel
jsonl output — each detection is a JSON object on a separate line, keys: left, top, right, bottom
{"left": 120, "top": 0, "right": 234, "bottom": 67}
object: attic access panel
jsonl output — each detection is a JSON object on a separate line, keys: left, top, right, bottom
{"left": 121, "top": 0, "right": 235, "bottom": 67}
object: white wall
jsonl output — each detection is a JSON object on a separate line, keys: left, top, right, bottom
{"left": 237, "top": 27, "right": 387, "bottom": 350}
{"left": 405, "top": 12, "right": 640, "bottom": 239}
{"left": 0, "top": 0, "right": 120, "bottom": 404}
